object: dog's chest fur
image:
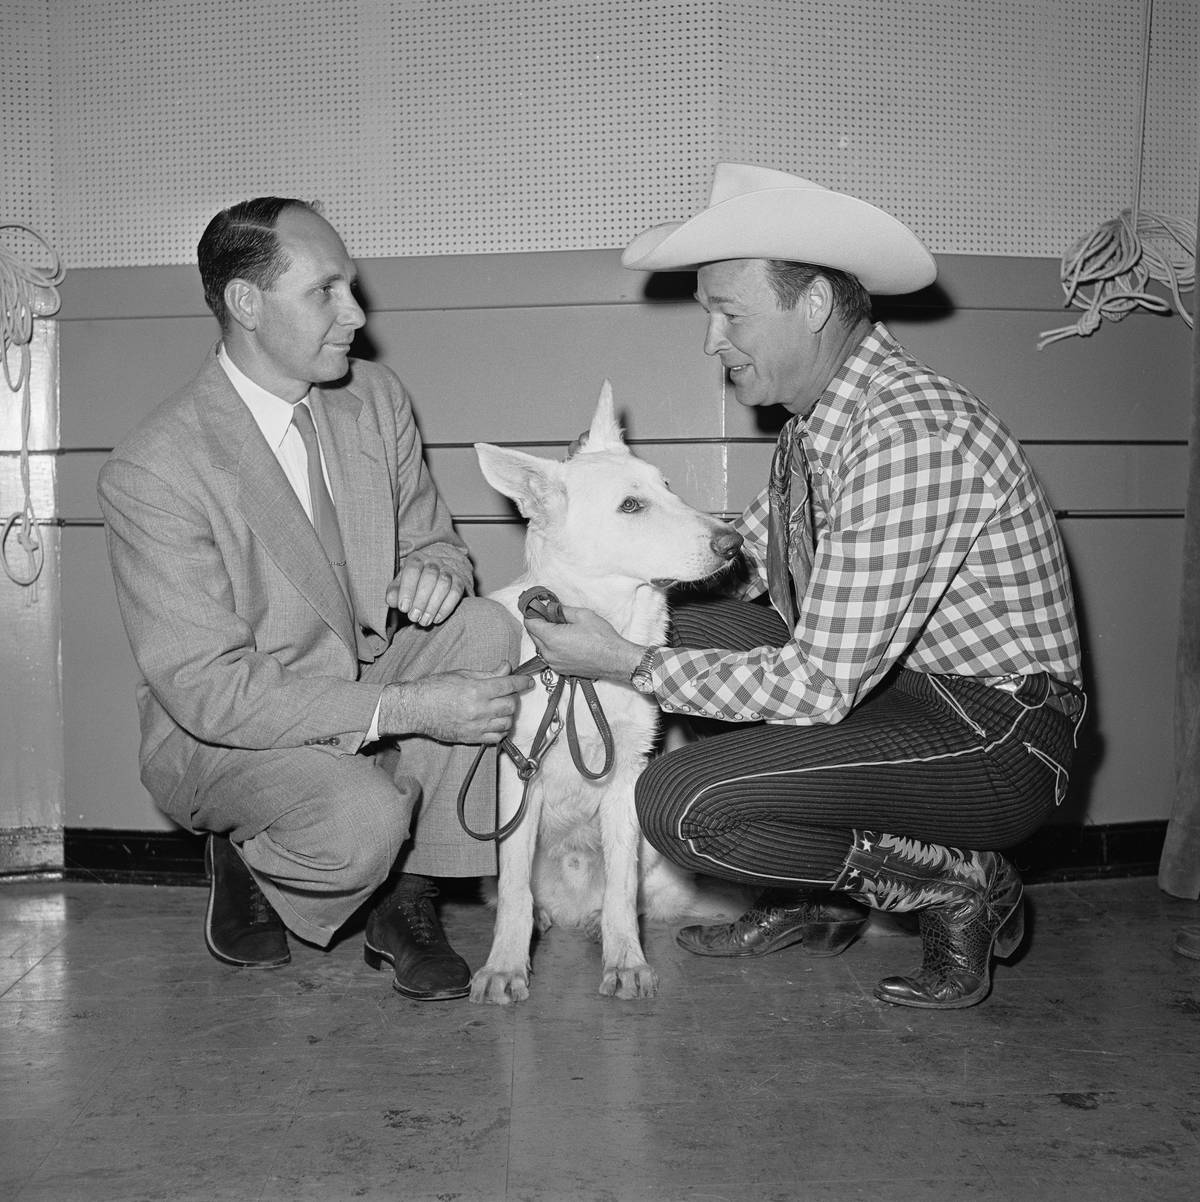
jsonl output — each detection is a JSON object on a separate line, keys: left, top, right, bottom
{"left": 491, "top": 579, "right": 668, "bottom": 925}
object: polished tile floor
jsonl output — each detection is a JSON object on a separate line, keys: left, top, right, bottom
{"left": 1, "top": 875, "right": 1198, "bottom": 1202}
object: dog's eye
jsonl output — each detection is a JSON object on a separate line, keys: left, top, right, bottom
{"left": 618, "top": 497, "right": 644, "bottom": 514}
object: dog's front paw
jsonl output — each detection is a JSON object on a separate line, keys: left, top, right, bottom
{"left": 599, "top": 962, "right": 659, "bottom": 1000}
{"left": 470, "top": 965, "right": 531, "bottom": 1005}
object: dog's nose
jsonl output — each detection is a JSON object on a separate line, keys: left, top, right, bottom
{"left": 712, "top": 527, "right": 744, "bottom": 561}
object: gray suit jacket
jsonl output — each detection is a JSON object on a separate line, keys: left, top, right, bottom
{"left": 98, "top": 351, "right": 471, "bottom": 825}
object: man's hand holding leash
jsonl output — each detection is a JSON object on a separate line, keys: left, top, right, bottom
{"left": 379, "top": 663, "right": 533, "bottom": 745}
{"left": 525, "top": 605, "right": 645, "bottom": 684}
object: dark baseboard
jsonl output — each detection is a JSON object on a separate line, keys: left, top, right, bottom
{"left": 63, "top": 827, "right": 209, "bottom": 886}
{"left": 54, "top": 820, "right": 1169, "bottom": 888}
{"left": 1008, "top": 820, "right": 1167, "bottom": 884}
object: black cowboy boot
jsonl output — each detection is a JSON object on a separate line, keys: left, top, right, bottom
{"left": 832, "top": 831, "right": 1025, "bottom": 1009}
{"left": 676, "top": 887, "right": 868, "bottom": 958}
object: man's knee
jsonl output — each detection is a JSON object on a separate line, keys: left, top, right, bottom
{"left": 460, "top": 594, "right": 522, "bottom": 653}
{"left": 438, "top": 596, "right": 522, "bottom": 667}
{"left": 635, "top": 750, "right": 688, "bottom": 854}
{"left": 311, "top": 787, "right": 410, "bottom": 886}
{"left": 236, "top": 761, "right": 413, "bottom": 896}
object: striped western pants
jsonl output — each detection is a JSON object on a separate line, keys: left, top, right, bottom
{"left": 633, "top": 597, "right": 1080, "bottom": 889}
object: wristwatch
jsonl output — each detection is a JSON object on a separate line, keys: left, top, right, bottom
{"left": 630, "top": 645, "right": 661, "bottom": 694}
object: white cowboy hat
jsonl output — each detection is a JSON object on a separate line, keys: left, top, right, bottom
{"left": 621, "top": 163, "right": 937, "bottom": 294}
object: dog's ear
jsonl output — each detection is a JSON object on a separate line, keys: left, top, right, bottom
{"left": 474, "top": 443, "right": 565, "bottom": 521}
{"left": 574, "top": 380, "right": 625, "bottom": 455}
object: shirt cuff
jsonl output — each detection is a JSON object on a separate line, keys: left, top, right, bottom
{"left": 365, "top": 692, "right": 384, "bottom": 743}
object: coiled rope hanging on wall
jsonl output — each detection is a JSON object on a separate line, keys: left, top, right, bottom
{"left": 1, "top": 222, "right": 64, "bottom": 596}
{"left": 1038, "top": 0, "right": 1195, "bottom": 350}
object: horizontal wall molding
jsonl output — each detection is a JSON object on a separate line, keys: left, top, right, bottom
{"left": 28, "top": 511, "right": 1189, "bottom": 531}
{"left": 56, "top": 252, "right": 1072, "bottom": 321}
{"left": 49, "top": 821, "right": 1169, "bottom": 889}
{"left": 12, "top": 437, "right": 1189, "bottom": 455}
{"left": 48, "top": 439, "right": 1195, "bottom": 526}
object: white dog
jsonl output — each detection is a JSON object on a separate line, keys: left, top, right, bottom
{"left": 469, "top": 383, "right": 748, "bottom": 1004}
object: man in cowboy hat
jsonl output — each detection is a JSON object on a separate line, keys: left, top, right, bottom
{"left": 99, "top": 198, "right": 529, "bottom": 999}
{"left": 526, "top": 163, "right": 1084, "bottom": 1010}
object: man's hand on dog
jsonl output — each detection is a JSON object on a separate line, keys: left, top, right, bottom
{"left": 525, "top": 605, "right": 645, "bottom": 682}
{"left": 386, "top": 554, "right": 469, "bottom": 627}
{"left": 379, "top": 664, "right": 533, "bottom": 744}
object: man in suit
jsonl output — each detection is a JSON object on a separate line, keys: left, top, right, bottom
{"left": 99, "top": 197, "right": 529, "bottom": 1000}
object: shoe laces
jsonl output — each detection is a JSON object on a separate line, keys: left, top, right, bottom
{"left": 398, "top": 895, "right": 439, "bottom": 946}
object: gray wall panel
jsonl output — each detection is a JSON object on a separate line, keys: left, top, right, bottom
{"left": 1056, "top": 518, "right": 1183, "bottom": 825}
{"left": 60, "top": 528, "right": 170, "bottom": 831}
{"left": 364, "top": 306, "right": 720, "bottom": 446}
{"left": 61, "top": 318, "right": 218, "bottom": 446}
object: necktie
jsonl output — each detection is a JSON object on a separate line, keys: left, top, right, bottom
{"left": 291, "top": 402, "right": 353, "bottom": 614}
{"left": 765, "top": 415, "right": 815, "bottom": 631}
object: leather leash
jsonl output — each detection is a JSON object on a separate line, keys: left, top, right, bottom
{"left": 456, "top": 587, "right": 616, "bottom": 842}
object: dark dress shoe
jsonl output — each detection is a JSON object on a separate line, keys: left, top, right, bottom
{"left": 363, "top": 875, "right": 470, "bottom": 1000}
{"left": 676, "top": 888, "right": 869, "bottom": 958}
{"left": 204, "top": 834, "right": 290, "bottom": 968}
{"left": 1174, "top": 926, "right": 1200, "bottom": 960}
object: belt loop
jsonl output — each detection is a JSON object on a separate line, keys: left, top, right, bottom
{"left": 1025, "top": 671, "right": 1052, "bottom": 706}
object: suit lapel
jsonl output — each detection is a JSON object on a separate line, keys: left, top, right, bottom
{"left": 193, "top": 356, "right": 358, "bottom": 650}
{"left": 314, "top": 383, "right": 395, "bottom": 638}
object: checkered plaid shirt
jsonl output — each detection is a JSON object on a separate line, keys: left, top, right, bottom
{"left": 651, "top": 324, "right": 1082, "bottom": 725}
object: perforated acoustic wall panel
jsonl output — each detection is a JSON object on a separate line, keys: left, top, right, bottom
{"left": 715, "top": 0, "right": 1180, "bottom": 258}
{"left": 1, "top": 1, "right": 55, "bottom": 234}
{"left": 48, "top": 0, "right": 370, "bottom": 267}
{"left": 373, "top": 0, "right": 717, "bottom": 257}
{"left": 3, "top": 0, "right": 1195, "bottom": 266}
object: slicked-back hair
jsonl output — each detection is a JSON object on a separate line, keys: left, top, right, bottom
{"left": 197, "top": 197, "right": 319, "bottom": 331}
{"left": 763, "top": 259, "right": 873, "bottom": 328}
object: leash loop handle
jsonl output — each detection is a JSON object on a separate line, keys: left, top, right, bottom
{"left": 565, "top": 677, "right": 615, "bottom": 779}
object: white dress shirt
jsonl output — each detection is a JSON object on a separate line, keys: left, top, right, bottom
{"left": 217, "top": 345, "right": 330, "bottom": 521}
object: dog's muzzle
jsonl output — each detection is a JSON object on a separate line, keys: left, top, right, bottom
{"left": 713, "top": 527, "right": 744, "bottom": 560}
